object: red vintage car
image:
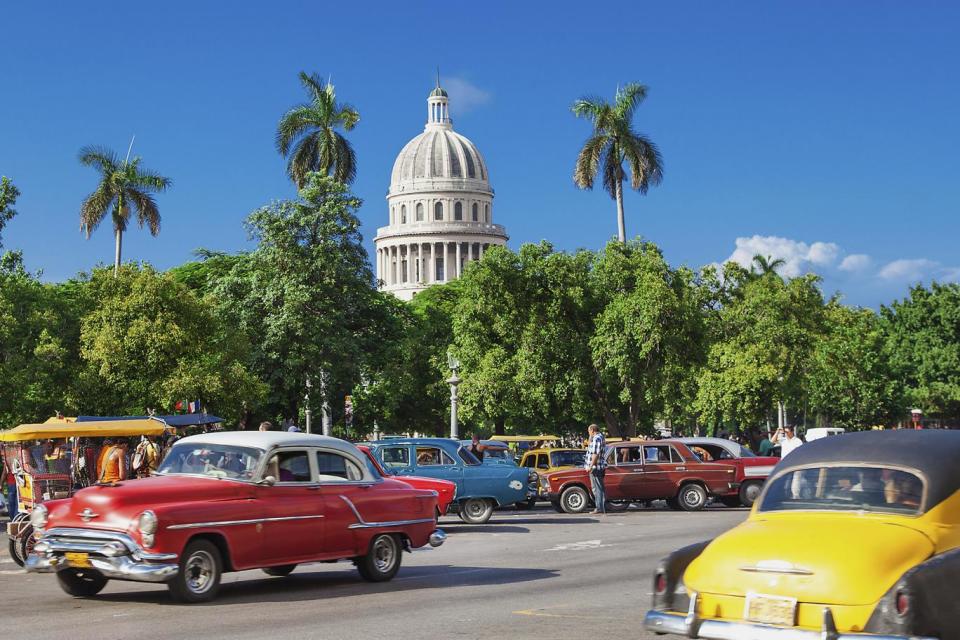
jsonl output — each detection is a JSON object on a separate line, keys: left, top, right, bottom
{"left": 25, "top": 432, "right": 446, "bottom": 602}
{"left": 356, "top": 445, "right": 457, "bottom": 515}
{"left": 678, "top": 437, "right": 778, "bottom": 507}
{"left": 541, "top": 440, "right": 740, "bottom": 513}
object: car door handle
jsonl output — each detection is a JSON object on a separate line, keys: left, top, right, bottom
{"left": 306, "top": 486, "right": 321, "bottom": 491}
{"left": 676, "top": 467, "right": 686, "bottom": 471}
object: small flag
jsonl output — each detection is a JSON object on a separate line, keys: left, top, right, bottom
{"left": 175, "top": 400, "right": 184, "bottom": 412}
{"left": 188, "top": 400, "right": 200, "bottom": 413}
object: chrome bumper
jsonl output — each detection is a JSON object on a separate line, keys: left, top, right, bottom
{"left": 428, "top": 529, "right": 446, "bottom": 547}
{"left": 25, "top": 527, "right": 178, "bottom": 583}
{"left": 643, "top": 609, "right": 934, "bottom": 640}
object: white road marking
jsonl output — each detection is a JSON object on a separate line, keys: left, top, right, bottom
{"left": 0, "top": 569, "right": 25, "bottom": 575}
{"left": 544, "top": 539, "right": 612, "bottom": 552}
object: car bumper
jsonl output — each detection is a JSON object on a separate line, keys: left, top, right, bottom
{"left": 25, "top": 527, "right": 179, "bottom": 584}
{"left": 643, "top": 609, "right": 934, "bottom": 640}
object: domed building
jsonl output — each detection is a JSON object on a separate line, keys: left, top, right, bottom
{"left": 374, "top": 82, "right": 508, "bottom": 300}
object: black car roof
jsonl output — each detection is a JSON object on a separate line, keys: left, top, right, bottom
{"left": 777, "top": 430, "right": 960, "bottom": 509}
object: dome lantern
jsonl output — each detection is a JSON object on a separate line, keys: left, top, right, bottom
{"left": 427, "top": 74, "right": 451, "bottom": 128}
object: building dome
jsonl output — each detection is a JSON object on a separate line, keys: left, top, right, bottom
{"left": 390, "top": 128, "right": 489, "bottom": 188}
{"left": 374, "top": 81, "right": 508, "bottom": 302}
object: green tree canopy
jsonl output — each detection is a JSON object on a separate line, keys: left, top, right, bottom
{"left": 76, "top": 264, "right": 264, "bottom": 421}
{"left": 882, "top": 282, "right": 960, "bottom": 420}
{"left": 0, "top": 176, "right": 21, "bottom": 250}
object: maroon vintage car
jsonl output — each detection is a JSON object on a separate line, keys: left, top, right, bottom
{"left": 25, "top": 432, "right": 445, "bottom": 602}
{"left": 540, "top": 440, "right": 739, "bottom": 513}
{"left": 356, "top": 445, "right": 457, "bottom": 515}
{"left": 678, "top": 437, "right": 778, "bottom": 507}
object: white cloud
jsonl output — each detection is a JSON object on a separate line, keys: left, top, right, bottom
{"left": 877, "top": 259, "right": 938, "bottom": 281}
{"left": 443, "top": 77, "right": 491, "bottom": 114}
{"left": 725, "top": 235, "right": 840, "bottom": 278}
{"left": 839, "top": 254, "right": 872, "bottom": 272}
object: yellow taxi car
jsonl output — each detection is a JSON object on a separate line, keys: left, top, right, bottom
{"left": 644, "top": 429, "right": 959, "bottom": 639}
{"left": 517, "top": 447, "right": 585, "bottom": 509}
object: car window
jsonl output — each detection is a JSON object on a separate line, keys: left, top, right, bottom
{"left": 381, "top": 446, "right": 410, "bottom": 468}
{"left": 415, "top": 447, "right": 444, "bottom": 465}
{"left": 537, "top": 454, "right": 549, "bottom": 470}
{"left": 265, "top": 450, "right": 311, "bottom": 483}
{"left": 521, "top": 455, "right": 536, "bottom": 468}
{"left": 551, "top": 450, "right": 585, "bottom": 467}
{"left": 158, "top": 443, "right": 261, "bottom": 480}
{"left": 643, "top": 445, "right": 672, "bottom": 463}
{"left": 616, "top": 445, "right": 643, "bottom": 464}
{"left": 316, "top": 451, "right": 365, "bottom": 482}
{"left": 759, "top": 465, "right": 924, "bottom": 515}
{"left": 458, "top": 447, "right": 480, "bottom": 466}
{"left": 669, "top": 447, "right": 685, "bottom": 463}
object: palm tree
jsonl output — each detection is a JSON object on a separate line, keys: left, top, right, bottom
{"left": 751, "top": 254, "right": 786, "bottom": 277}
{"left": 78, "top": 146, "right": 172, "bottom": 276}
{"left": 276, "top": 72, "right": 360, "bottom": 188}
{"left": 572, "top": 83, "right": 663, "bottom": 243}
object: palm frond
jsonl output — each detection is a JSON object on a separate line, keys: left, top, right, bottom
{"left": 289, "top": 132, "right": 321, "bottom": 188}
{"left": 132, "top": 166, "right": 172, "bottom": 192}
{"left": 298, "top": 71, "right": 327, "bottom": 102}
{"left": 127, "top": 187, "right": 161, "bottom": 235}
{"left": 78, "top": 145, "right": 120, "bottom": 174}
{"left": 79, "top": 182, "right": 115, "bottom": 238}
{"left": 571, "top": 96, "right": 605, "bottom": 120}
{"left": 600, "top": 143, "right": 624, "bottom": 199}
{"left": 613, "top": 83, "right": 649, "bottom": 121}
{"left": 573, "top": 134, "right": 607, "bottom": 189}
{"left": 276, "top": 104, "right": 318, "bottom": 155}
{"left": 622, "top": 133, "right": 663, "bottom": 194}
{"left": 333, "top": 134, "right": 358, "bottom": 184}
{"left": 335, "top": 102, "right": 360, "bottom": 131}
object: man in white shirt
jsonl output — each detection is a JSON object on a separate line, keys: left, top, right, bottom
{"left": 774, "top": 425, "right": 803, "bottom": 458}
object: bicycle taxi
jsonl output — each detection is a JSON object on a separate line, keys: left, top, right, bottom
{"left": 1, "top": 417, "right": 169, "bottom": 565}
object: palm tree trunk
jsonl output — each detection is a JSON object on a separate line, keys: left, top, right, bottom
{"left": 114, "top": 228, "right": 122, "bottom": 277}
{"left": 615, "top": 178, "right": 626, "bottom": 243}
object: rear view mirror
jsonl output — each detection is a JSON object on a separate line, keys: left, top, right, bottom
{"left": 258, "top": 475, "right": 276, "bottom": 487}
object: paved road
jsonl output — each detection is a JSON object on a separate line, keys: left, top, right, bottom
{"left": 1, "top": 505, "right": 747, "bottom": 640}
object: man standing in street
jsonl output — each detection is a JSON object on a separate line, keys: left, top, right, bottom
{"left": 771, "top": 425, "right": 803, "bottom": 458}
{"left": 585, "top": 424, "right": 607, "bottom": 515}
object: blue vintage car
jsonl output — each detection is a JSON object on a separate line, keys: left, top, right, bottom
{"left": 369, "top": 438, "right": 536, "bottom": 524}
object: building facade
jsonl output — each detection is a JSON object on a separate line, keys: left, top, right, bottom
{"left": 374, "top": 84, "right": 508, "bottom": 300}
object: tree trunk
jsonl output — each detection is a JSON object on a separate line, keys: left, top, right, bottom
{"left": 494, "top": 418, "right": 505, "bottom": 436}
{"left": 615, "top": 179, "right": 626, "bottom": 243}
{"left": 114, "top": 228, "right": 123, "bottom": 277}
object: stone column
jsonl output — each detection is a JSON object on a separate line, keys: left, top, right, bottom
{"left": 455, "top": 242, "right": 462, "bottom": 278}
{"left": 419, "top": 243, "right": 425, "bottom": 283}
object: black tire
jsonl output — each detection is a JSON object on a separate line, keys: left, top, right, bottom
{"left": 56, "top": 568, "right": 108, "bottom": 597}
{"left": 262, "top": 564, "right": 297, "bottom": 577}
{"left": 514, "top": 497, "right": 536, "bottom": 510}
{"left": 458, "top": 498, "right": 494, "bottom": 524}
{"left": 550, "top": 501, "right": 565, "bottom": 513}
{"left": 678, "top": 483, "right": 708, "bottom": 511}
{"left": 356, "top": 534, "right": 402, "bottom": 582}
{"left": 168, "top": 539, "right": 223, "bottom": 603}
{"left": 739, "top": 481, "right": 762, "bottom": 508}
{"left": 560, "top": 486, "right": 590, "bottom": 514}
{"left": 605, "top": 500, "right": 631, "bottom": 513}
{"left": 8, "top": 536, "right": 23, "bottom": 567}
{"left": 665, "top": 497, "right": 681, "bottom": 510}
{"left": 719, "top": 495, "right": 742, "bottom": 508}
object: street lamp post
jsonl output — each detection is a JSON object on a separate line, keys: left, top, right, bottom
{"left": 320, "top": 371, "right": 332, "bottom": 437}
{"left": 304, "top": 375, "right": 312, "bottom": 434}
{"left": 447, "top": 352, "right": 461, "bottom": 440}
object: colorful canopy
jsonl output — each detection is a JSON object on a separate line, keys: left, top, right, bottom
{"left": 0, "top": 419, "right": 168, "bottom": 442}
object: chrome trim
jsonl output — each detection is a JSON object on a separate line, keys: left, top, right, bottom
{"left": 642, "top": 609, "right": 934, "bottom": 640}
{"left": 740, "top": 565, "right": 814, "bottom": 576}
{"left": 166, "top": 514, "right": 324, "bottom": 530}
{"left": 26, "top": 552, "right": 177, "bottom": 583}
{"left": 78, "top": 508, "right": 99, "bottom": 522}
{"left": 339, "top": 495, "right": 436, "bottom": 530}
{"left": 428, "top": 530, "right": 446, "bottom": 547}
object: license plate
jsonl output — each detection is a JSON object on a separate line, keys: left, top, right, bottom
{"left": 744, "top": 593, "right": 797, "bottom": 626}
{"left": 64, "top": 552, "right": 92, "bottom": 568}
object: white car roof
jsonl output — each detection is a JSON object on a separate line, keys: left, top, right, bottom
{"left": 678, "top": 437, "right": 746, "bottom": 455}
{"left": 174, "top": 430, "right": 359, "bottom": 456}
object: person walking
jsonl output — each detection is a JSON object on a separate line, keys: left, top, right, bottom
{"left": 585, "top": 424, "right": 607, "bottom": 515}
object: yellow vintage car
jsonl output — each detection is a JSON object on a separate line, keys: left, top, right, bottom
{"left": 644, "top": 430, "right": 960, "bottom": 639}
{"left": 518, "top": 447, "right": 586, "bottom": 475}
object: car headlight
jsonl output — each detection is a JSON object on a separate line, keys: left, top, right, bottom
{"left": 138, "top": 510, "right": 158, "bottom": 547}
{"left": 30, "top": 504, "right": 48, "bottom": 530}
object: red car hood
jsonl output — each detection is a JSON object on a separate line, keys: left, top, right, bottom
{"left": 46, "top": 475, "right": 251, "bottom": 533}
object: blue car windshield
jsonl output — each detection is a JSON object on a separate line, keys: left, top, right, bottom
{"left": 759, "top": 465, "right": 924, "bottom": 515}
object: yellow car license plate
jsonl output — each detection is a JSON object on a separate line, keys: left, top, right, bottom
{"left": 745, "top": 593, "right": 797, "bottom": 626}
{"left": 64, "top": 552, "right": 92, "bottom": 568}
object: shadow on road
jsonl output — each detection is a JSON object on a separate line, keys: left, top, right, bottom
{"left": 442, "top": 524, "right": 530, "bottom": 534}
{"left": 92, "top": 564, "right": 559, "bottom": 606}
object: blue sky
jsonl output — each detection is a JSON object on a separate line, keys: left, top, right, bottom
{"left": 2, "top": 1, "right": 958, "bottom": 306}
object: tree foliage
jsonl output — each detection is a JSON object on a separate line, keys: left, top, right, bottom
{"left": 0, "top": 176, "right": 21, "bottom": 249}
{"left": 882, "top": 283, "right": 960, "bottom": 419}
